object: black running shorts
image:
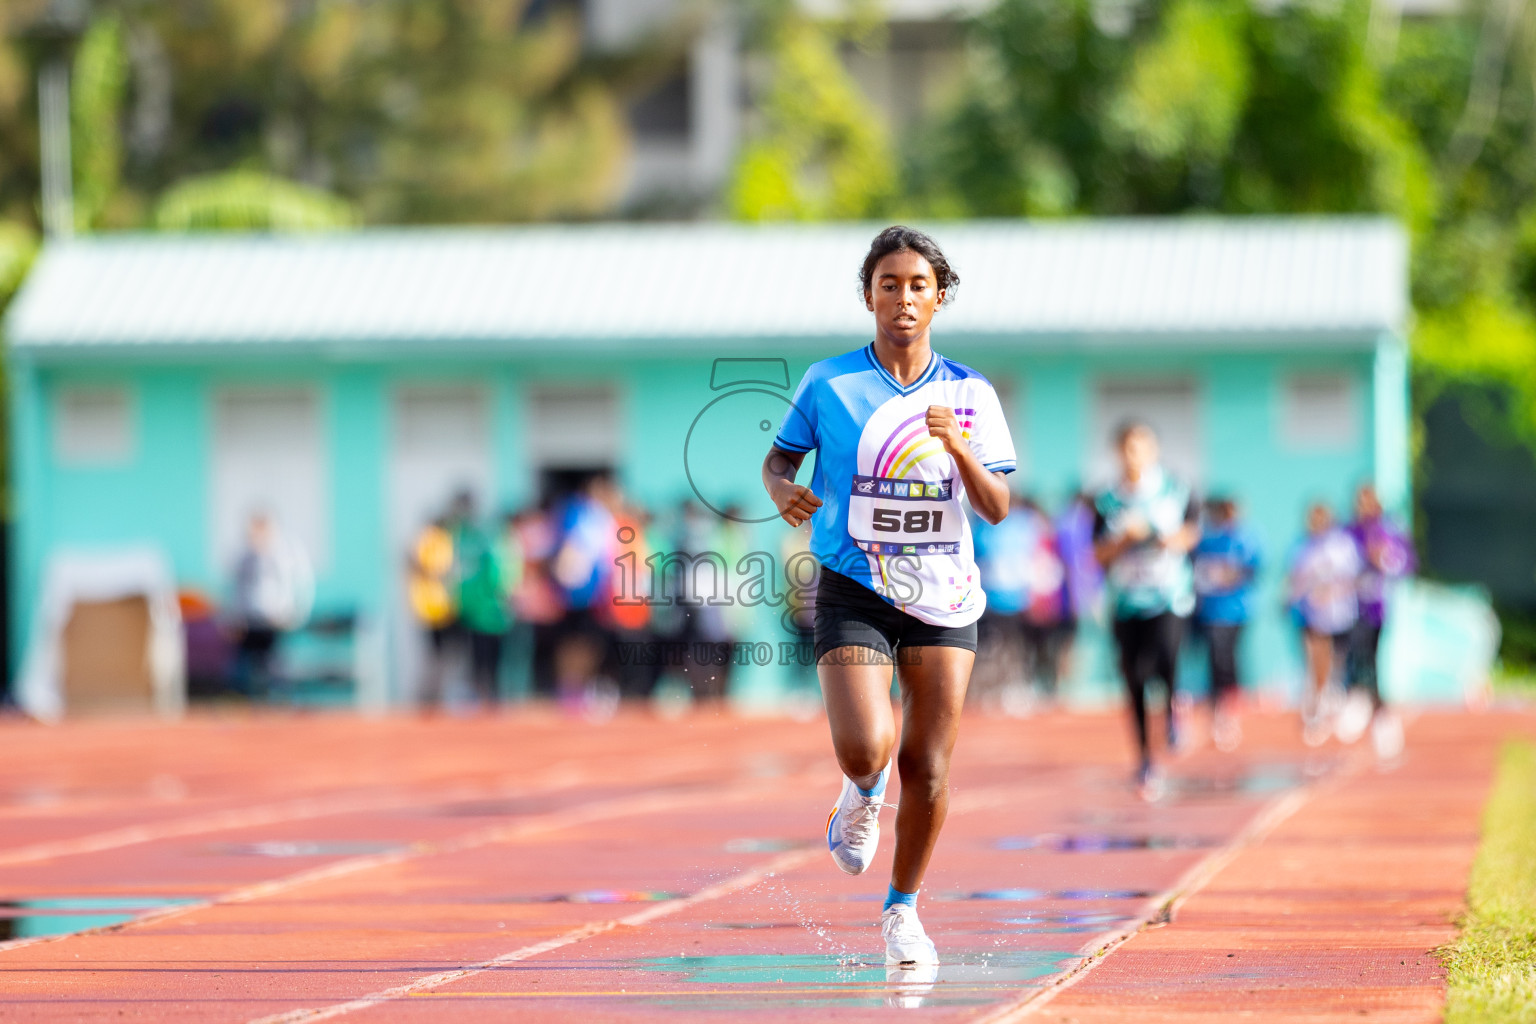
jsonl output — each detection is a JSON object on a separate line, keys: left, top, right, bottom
{"left": 813, "top": 566, "right": 978, "bottom": 664}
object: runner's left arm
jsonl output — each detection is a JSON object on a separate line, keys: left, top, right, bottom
{"left": 926, "top": 405, "right": 1010, "bottom": 524}
{"left": 1157, "top": 493, "right": 1202, "bottom": 554}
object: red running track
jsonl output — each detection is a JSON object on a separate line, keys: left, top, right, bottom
{"left": 0, "top": 706, "right": 1509, "bottom": 1021}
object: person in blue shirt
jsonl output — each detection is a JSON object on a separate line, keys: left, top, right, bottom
{"left": 1192, "top": 496, "right": 1262, "bottom": 752}
{"left": 762, "top": 226, "right": 1017, "bottom": 970}
{"left": 971, "top": 494, "right": 1035, "bottom": 701}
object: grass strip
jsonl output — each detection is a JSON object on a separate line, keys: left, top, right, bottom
{"left": 1443, "top": 740, "right": 1536, "bottom": 1023}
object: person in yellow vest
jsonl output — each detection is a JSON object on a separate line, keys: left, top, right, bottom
{"left": 408, "top": 515, "right": 459, "bottom": 710}
{"left": 408, "top": 490, "right": 480, "bottom": 709}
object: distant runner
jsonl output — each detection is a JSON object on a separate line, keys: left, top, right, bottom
{"left": 1191, "top": 496, "right": 1262, "bottom": 752}
{"left": 762, "top": 226, "right": 1016, "bottom": 971}
{"left": 1287, "top": 501, "right": 1362, "bottom": 746}
{"left": 1341, "top": 484, "right": 1413, "bottom": 759}
{"left": 1094, "top": 422, "right": 1200, "bottom": 800}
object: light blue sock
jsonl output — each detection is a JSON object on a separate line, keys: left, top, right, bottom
{"left": 883, "top": 885, "right": 918, "bottom": 913}
{"left": 855, "top": 766, "right": 888, "bottom": 800}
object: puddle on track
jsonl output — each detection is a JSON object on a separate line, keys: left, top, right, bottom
{"left": 1168, "top": 763, "right": 1318, "bottom": 799}
{"left": 838, "top": 888, "right": 1155, "bottom": 903}
{"left": 500, "top": 890, "right": 687, "bottom": 905}
{"left": 987, "top": 911, "right": 1135, "bottom": 934}
{"left": 207, "top": 841, "right": 405, "bottom": 858}
{"left": 723, "top": 838, "right": 810, "bottom": 854}
{"left": 524, "top": 951, "right": 1076, "bottom": 1010}
{"left": 0, "top": 896, "right": 200, "bottom": 939}
{"left": 995, "top": 833, "right": 1220, "bottom": 852}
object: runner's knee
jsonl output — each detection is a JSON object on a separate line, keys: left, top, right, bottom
{"left": 834, "top": 732, "right": 894, "bottom": 780}
{"left": 896, "top": 747, "right": 949, "bottom": 804}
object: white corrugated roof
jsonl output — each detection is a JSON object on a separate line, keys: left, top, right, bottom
{"left": 4, "top": 218, "right": 1407, "bottom": 354}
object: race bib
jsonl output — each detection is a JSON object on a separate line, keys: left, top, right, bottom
{"left": 1112, "top": 545, "right": 1176, "bottom": 590}
{"left": 848, "top": 475, "right": 964, "bottom": 557}
{"left": 1193, "top": 554, "right": 1236, "bottom": 593}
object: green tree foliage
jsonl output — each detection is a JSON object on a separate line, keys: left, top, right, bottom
{"left": 71, "top": 14, "right": 129, "bottom": 231}
{"left": 922, "top": 0, "right": 1429, "bottom": 220}
{"left": 153, "top": 170, "right": 357, "bottom": 231}
{"left": 0, "top": 0, "right": 629, "bottom": 233}
{"left": 912, "top": 0, "right": 1139, "bottom": 217}
{"left": 730, "top": 3, "right": 896, "bottom": 221}
{"left": 1388, "top": 9, "right": 1536, "bottom": 442}
{"left": 917, "top": 0, "right": 1536, "bottom": 442}
{"left": 126, "top": 0, "right": 627, "bottom": 224}
{"left": 0, "top": 219, "right": 36, "bottom": 305}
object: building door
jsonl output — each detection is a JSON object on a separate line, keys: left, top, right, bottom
{"left": 1087, "top": 377, "right": 1203, "bottom": 490}
{"left": 210, "top": 387, "right": 327, "bottom": 580}
{"left": 388, "top": 385, "right": 491, "bottom": 704}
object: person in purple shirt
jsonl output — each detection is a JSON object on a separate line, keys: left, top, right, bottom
{"left": 1341, "top": 484, "right": 1414, "bottom": 757}
{"left": 1053, "top": 490, "right": 1102, "bottom": 686}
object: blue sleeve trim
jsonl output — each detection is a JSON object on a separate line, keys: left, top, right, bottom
{"left": 984, "top": 461, "right": 1017, "bottom": 474}
{"left": 773, "top": 435, "right": 814, "bottom": 454}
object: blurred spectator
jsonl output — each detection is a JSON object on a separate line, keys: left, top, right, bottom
{"left": 1192, "top": 497, "right": 1263, "bottom": 752}
{"left": 673, "top": 501, "right": 741, "bottom": 704}
{"left": 1341, "top": 484, "right": 1413, "bottom": 758}
{"left": 1094, "top": 422, "right": 1200, "bottom": 800}
{"left": 229, "top": 512, "right": 314, "bottom": 697}
{"left": 550, "top": 476, "right": 619, "bottom": 710}
{"left": 456, "top": 514, "right": 519, "bottom": 706}
{"left": 1287, "top": 502, "right": 1361, "bottom": 747}
{"left": 407, "top": 489, "right": 476, "bottom": 710}
{"left": 780, "top": 523, "right": 819, "bottom": 671}
{"left": 1019, "top": 497, "right": 1071, "bottom": 700}
{"left": 972, "top": 495, "right": 1033, "bottom": 705}
{"left": 509, "top": 502, "right": 565, "bottom": 696}
{"left": 1054, "top": 489, "right": 1103, "bottom": 682}
{"left": 602, "top": 490, "right": 656, "bottom": 697}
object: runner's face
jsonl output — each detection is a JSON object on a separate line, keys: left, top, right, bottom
{"left": 1118, "top": 428, "right": 1158, "bottom": 481}
{"left": 1307, "top": 504, "right": 1331, "bottom": 534}
{"left": 865, "top": 250, "right": 943, "bottom": 346}
{"left": 1355, "top": 486, "right": 1381, "bottom": 520}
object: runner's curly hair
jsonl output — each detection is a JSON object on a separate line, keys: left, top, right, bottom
{"left": 859, "top": 226, "right": 959, "bottom": 305}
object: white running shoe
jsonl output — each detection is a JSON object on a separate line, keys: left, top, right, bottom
{"left": 1135, "top": 762, "right": 1166, "bottom": 803}
{"left": 1301, "top": 688, "right": 1333, "bottom": 747}
{"left": 1372, "top": 709, "right": 1405, "bottom": 762}
{"left": 1212, "top": 710, "right": 1242, "bottom": 753}
{"left": 826, "top": 763, "right": 889, "bottom": 876}
{"left": 885, "top": 962, "right": 939, "bottom": 1008}
{"left": 1335, "top": 690, "right": 1373, "bottom": 745}
{"left": 882, "top": 903, "right": 939, "bottom": 966}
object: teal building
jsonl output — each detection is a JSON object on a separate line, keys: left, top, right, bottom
{"left": 4, "top": 218, "right": 1410, "bottom": 707}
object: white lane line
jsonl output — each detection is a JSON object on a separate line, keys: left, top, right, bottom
{"left": 247, "top": 846, "right": 820, "bottom": 1024}
{"left": 235, "top": 778, "right": 1049, "bottom": 1024}
{"left": 0, "top": 774, "right": 809, "bottom": 957}
{"left": 972, "top": 752, "right": 1370, "bottom": 1024}
{"left": 0, "top": 787, "right": 491, "bottom": 869}
{"left": 0, "top": 749, "right": 745, "bottom": 870}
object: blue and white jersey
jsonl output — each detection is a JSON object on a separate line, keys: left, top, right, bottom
{"left": 774, "top": 344, "right": 1017, "bottom": 627}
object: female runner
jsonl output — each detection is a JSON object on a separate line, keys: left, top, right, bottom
{"left": 761, "top": 226, "right": 1016, "bottom": 966}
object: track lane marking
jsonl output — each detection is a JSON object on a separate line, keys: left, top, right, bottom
{"left": 0, "top": 748, "right": 767, "bottom": 870}
{"left": 972, "top": 749, "right": 1372, "bottom": 1023}
{"left": 247, "top": 846, "right": 820, "bottom": 1024}
{"left": 0, "top": 772, "right": 818, "bottom": 957}
{"left": 232, "top": 778, "right": 1074, "bottom": 1023}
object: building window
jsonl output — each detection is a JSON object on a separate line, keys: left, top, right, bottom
{"left": 54, "top": 386, "right": 134, "bottom": 466}
{"left": 1281, "top": 373, "right": 1357, "bottom": 451}
{"left": 1088, "top": 377, "right": 1203, "bottom": 487}
{"left": 527, "top": 384, "right": 618, "bottom": 471}
{"left": 211, "top": 388, "right": 328, "bottom": 573}
{"left": 630, "top": 72, "right": 692, "bottom": 143}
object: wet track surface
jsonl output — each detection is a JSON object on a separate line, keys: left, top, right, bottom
{"left": 0, "top": 708, "right": 1519, "bottom": 1021}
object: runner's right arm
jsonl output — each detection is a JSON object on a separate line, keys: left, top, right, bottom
{"left": 762, "top": 446, "right": 823, "bottom": 528}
